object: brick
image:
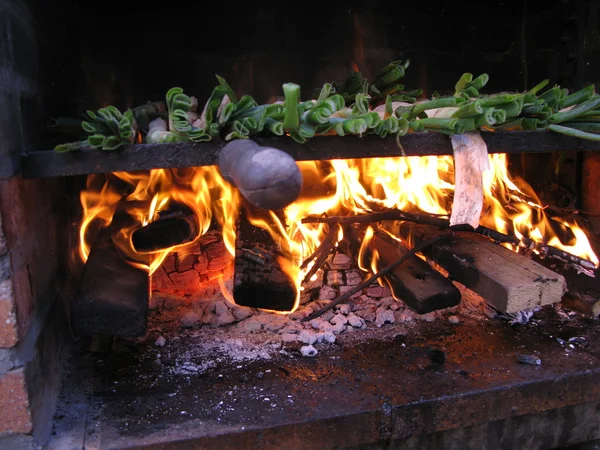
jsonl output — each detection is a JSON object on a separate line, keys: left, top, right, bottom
{"left": 0, "top": 177, "right": 64, "bottom": 341}
{"left": 175, "top": 253, "right": 195, "bottom": 272}
{"left": 0, "top": 279, "right": 17, "bottom": 347}
{"left": 0, "top": 368, "right": 32, "bottom": 434}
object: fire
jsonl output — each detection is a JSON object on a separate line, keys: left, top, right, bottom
{"left": 78, "top": 152, "right": 598, "bottom": 314}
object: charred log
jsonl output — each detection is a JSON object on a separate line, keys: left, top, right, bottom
{"left": 303, "top": 232, "right": 453, "bottom": 321}
{"left": 338, "top": 225, "right": 460, "bottom": 314}
{"left": 386, "top": 222, "right": 567, "bottom": 313}
{"left": 233, "top": 200, "right": 297, "bottom": 311}
{"left": 72, "top": 229, "right": 149, "bottom": 337}
{"left": 366, "top": 228, "right": 461, "bottom": 314}
{"left": 131, "top": 208, "right": 200, "bottom": 253}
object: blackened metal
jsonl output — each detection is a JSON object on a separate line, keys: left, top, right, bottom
{"left": 21, "top": 131, "right": 600, "bottom": 178}
{"left": 71, "top": 230, "right": 149, "bottom": 337}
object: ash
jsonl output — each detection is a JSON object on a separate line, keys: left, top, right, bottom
{"left": 142, "top": 254, "right": 528, "bottom": 378}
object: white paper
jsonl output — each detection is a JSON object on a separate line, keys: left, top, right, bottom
{"left": 450, "top": 132, "right": 490, "bottom": 229}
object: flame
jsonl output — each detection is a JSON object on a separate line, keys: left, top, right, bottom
{"left": 78, "top": 152, "right": 598, "bottom": 315}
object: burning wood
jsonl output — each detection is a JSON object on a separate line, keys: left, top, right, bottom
{"left": 302, "top": 208, "right": 598, "bottom": 274}
{"left": 233, "top": 200, "right": 298, "bottom": 311}
{"left": 131, "top": 207, "right": 199, "bottom": 253}
{"left": 351, "top": 226, "right": 462, "bottom": 314}
{"left": 72, "top": 229, "right": 149, "bottom": 337}
{"left": 387, "top": 222, "right": 567, "bottom": 313}
{"left": 303, "top": 233, "right": 453, "bottom": 321}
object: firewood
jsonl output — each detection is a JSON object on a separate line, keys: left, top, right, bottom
{"left": 337, "top": 224, "right": 460, "bottom": 314}
{"left": 131, "top": 208, "right": 199, "bottom": 253}
{"left": 303, "top": 233, "right": 453, "bottom": 322}
{"left": 387, "top": 222, "right": 567, "bottom": 313}
{"left": 233, "top": 199, "right": 297, "bottom": 311}
{"left": 364, "top": 227, "right": 461, "bottom": 314}
{"left": 72, "top": 229, "right": 149, "bottom": 337}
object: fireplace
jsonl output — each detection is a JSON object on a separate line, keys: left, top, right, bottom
{"left": 2, "top": 1, "right": 600, "bottom": 449}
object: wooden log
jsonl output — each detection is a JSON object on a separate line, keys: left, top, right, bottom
{"left": 385, "top": 222, "right": 567, "bottom": 313}
{"left": 21, "top": 131, "right": 600, "bottom": 179}
{"left": 218, "top": 139, "right": 302, "bottom": 210}
{"left": 233, "top": 199, "right": 297, "bottom": 311}
{"left": 72, "top": 229, "right": 149, "bottom": 337}
{"left": 342, "top": 225, "right": 461, "bottom": 314}
{"left": 131, "top": 209, "right": 199, "bottom": 253}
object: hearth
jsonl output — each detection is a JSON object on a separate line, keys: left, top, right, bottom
{"left": 2, "top": 1, "right": 600, "bottom": 449}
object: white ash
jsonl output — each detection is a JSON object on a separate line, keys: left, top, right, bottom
{"left": 390, "top": 302, "right": 403, "bottom": 311}
{"left": 300, "top": 345, "right": 318, "bottom": 357}
{"left": 398, "top": 311, "right": 414, "bottom": 323}
{"left": 338, "top": 285, "right": 362, "bottom": 299}
{"left": 145, "top": 265, "right": 509, "bottom": 371}
{"left": 281, "top": 333, "right": 298, "bottom": 343}
{"left": 288, "top": 307, "right": 311, "bottom": 321}
{"left": 319, "top": 285, "right": 337, "bottom": 300}
{"left": 202, "top": 312, "right": 217, "bottom": 326}
{"left": 279, "top": 322, "right": 303, "bottom": 335}
{"left": 263, "top": 316, "right": 289, "bottom": 332}
{"left": 299, "top": 329, "right": 318, "bottom": 345}
{"left": 233, "top": 307, "right": 253, "bottom": 321}
{"left": 347, "top": 313, "right": 366, "bottom": 329}
{"left": 180, "top": 310, "right": 203, "bottom": 328}
{"left": 379, "top": 297, "right": 395, "bottom": 308}
{"left": 331, "top": 314, "right": 348, "bottom": 326}
{"left": 320, "top": 331, "right": 336, "bottom": 344}
{"left": 375, "top": 307, "right": 395, "bottom": 328}
{"left": 337, "top": 304, "right": 351, "bottom": 315}
{"left": 419, "top": 313, "right": 437, "bottom": 323}
{"left": 319, "top": 310, "right": 335, "bottom": 322}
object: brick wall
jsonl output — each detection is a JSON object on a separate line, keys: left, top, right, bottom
{"left": 0, "top": 0, "right": 74, "bottom": 448}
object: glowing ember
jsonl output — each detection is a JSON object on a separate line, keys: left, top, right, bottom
{"left": 79, "top": 153, "right": 599, "bottom": 313}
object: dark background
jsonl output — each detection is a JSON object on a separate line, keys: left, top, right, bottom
{"left": 29, "top": 0, "right": 600, "bottom": 120}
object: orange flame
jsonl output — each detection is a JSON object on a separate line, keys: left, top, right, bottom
{"left": 78, "top": 153, "right": 598, "bottom": 314}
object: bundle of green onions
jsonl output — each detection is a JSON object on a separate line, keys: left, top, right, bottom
{"left": 52, "top": 60, "right": 600, "bottom": 152}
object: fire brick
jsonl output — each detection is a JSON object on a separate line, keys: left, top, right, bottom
{"left": 0, "top": 279, "right": 17, "bottom": 347}
{"left": 0, "top": 368, "right": 32, "bottom": 434}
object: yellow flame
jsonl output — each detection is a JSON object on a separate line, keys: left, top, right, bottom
{"left": 78, "top": 152, "right": 598, "bottom": 315}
